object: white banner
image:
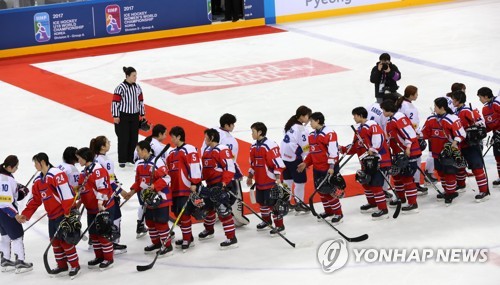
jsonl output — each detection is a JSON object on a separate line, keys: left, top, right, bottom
{"left": 275, "top": 0, "right": 401, "bottom": 16}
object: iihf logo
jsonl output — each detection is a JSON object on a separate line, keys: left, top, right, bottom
{"left": 317, "top": 238, "right": 348, "bottom": 273}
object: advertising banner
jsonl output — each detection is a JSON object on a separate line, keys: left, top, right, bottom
{"left": 0, "top": 0, "right": 212, "bottom": 50}
{"left": 274, "top": 0, "right": 401, "bottom": 16}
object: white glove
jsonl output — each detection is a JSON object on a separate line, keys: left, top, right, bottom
{"left": 140, "top": 181, "right": 150, "bottom": 190}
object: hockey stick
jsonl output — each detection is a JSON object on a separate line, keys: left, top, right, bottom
{"left": 482, "top": 136, "right": 492, "bottom": 158}
{"left": 307, "top": 147, "right": 355, "bottom": 218}
{"left": 350, "top": 125, "right": 401, "bottom": 219}
{"left": 20, "top": 171, "right": 42, "bottom": 232}
{"left": 415, "top": 166, "right": 443, "bottom": 196}
{"left": 42, "top": 163, "right": 95, "bottom": 274}
{"left": 23, "top": 213, "right": 46, "bottom": 232}
{"left": 43, "top": 190, "right": 81, "bottom": 274}
{"left": 379, "top": 172, "right": 401, "bottom": 219}
{"left": 308, "top": 174, "right": 330, "bottom": 218}
{"left": 136, "top": 194, "right": 191, "bottom": 272}
{"left": 24, "top": 171, "right": 39, "bottom": 187}
{"left": 284, "top": 186, "right": 368, "bottom": 242}
{"left": 231, "top": 179, "right": 250, "bottom": 226}
{"left": 227, "top": 191, "right": 298, "bottom": 248}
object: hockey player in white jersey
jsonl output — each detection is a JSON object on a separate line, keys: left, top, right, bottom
{"left": 134, "top": 124, "right": 168, "bottom": 164}
{"left": 90, "top": 136, "right": 131, "bottom": 252}
{"left": 0, "top": 155, "right": 33, "bottom": 273}
{"left": 58, "top": 147, "right": 80, "bottom": 188}
{"left": 396, "top": 85, "right": 428, "bottom": 195}
{"left": 201, "top": 114, "right": 249, "bottom": 227}
{"left": 280, "top": 106, "right": 312, "bottom": 214}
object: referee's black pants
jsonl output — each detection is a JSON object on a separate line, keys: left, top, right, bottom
{"left": 224, "top": 0, "right": 242, "bottom": 21}
{"left": 115, "top": 112, "right": 139, "bottom": 164}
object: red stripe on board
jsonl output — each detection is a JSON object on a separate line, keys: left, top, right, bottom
{"left": 0, "top": 26, "right": 366, "bottom": 216}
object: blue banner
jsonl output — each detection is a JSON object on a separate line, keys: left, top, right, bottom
{"left": 0, "top": 0, "right": 213, "bottom": 50}
{"left": 244, "top": 0, "right": 264, "bottom": 19}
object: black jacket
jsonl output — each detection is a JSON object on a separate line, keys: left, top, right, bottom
{"left": 370, "top": 62, "right": 401, "bottom": 98}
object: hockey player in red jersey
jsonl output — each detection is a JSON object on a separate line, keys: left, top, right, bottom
{"left": 246, "top": 122, "right": 287, "bottom": 235}
{"left": 477, "top": 87, "right": 500, "bottom": 187}
{"left": 422, "top": 97, "right": 467, "bottom": 205}
{"left": 128, "top": 140, "right": 173, "bottom": 256}
{"left": 342, "top": 107, "right": 392, "bottom": 219}
{"left": 380, "top": 100, "right": 422, "bottom": 213}
{"left": 199, "top": 128, "right": 238, "bottom": 249}
{"left": 166, "top": 126, "right": 202, "bottom": 251}
{"left": 17, "top": 153, "right": 80, "bottom": 277}
{"left": 451, "top": 91, "right": 490, "bottom": 201}
{"left": 75, "top": 147, "right": 115, "bottom": 270}
{"left": 297, "top": 112, "right": 344, "bottom": 224}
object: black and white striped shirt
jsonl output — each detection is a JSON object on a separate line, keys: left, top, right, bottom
{"left": 111, "top": 80, "right": 145, "bottom": 117}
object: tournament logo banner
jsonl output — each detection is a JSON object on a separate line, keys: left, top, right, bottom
{"left": 34, "top": 12, "right": 51, "bottom": 43}
{"left": 105, "top": 4, "right": 122, "bottom": 34}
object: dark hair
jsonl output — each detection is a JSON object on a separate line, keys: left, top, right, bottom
{"left": 450, "top": 90, "right": 466, "bottom": 104}
{"left": 169, "top": 126, "right": 185, "bottom": 142}
{"left": 380, "top": 100, "right": 398, "bottom": 113}
{"left": 90, "top": 136, "right": 107, "bottom": 155}
{"left": 477, "top": 87, "right": 493, "bottom": 99}
{"left": 204, "top": 128, "right": 220, "bottom": 143}
{"left": 32, "top": 152, "right": 53, "bottom": 168}
{"left": 434, "top": 97, "right": 453, "bottom": 114}
{"left": 284, "top": 105, "right": 312, "bottom": 132}
{"left": 76, "top": 147, "right": 95, "bottom": 163}
{"left": 62, "top": 146, "right": 78, "bottom": 164}
{"left": 309, "top": 112, "right": 325, "bottom": 125}
{"left": 123, "top": 66, "right": 136, "bottom": 76}
{"left": 0, "top": 155, "right": 19, "bottom": 175}
{"left": 250, "top": 122, "right": 267, "bottom": 137}
{"left": 137, "top": 140, "right": 152, "bottom": 154}
{"left": 352, "top": 107, "right": 368, "bottom": 119}
{"left": 447, "top": 82, "right": 466, "bottom": 97}
{"left": 146, "top": 124, "right": 167, "bottom": 143}
{"left": 396, "top": 85, "right": 418, "bottom": 109}
{"left": 379, "top": 53, "right": 391, "bottom": 61}
{"left": 219, "top": 113, "right": 237, "bottom": 128}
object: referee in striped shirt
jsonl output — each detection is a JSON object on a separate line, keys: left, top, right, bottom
{"left": 112, "top": 66, "right": 145, "bottom": 167}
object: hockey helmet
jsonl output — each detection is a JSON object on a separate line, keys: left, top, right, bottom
{"left": 355, "top": 169, "right": 371, "bottom": 185}
{"left": 418, "top": 138, "right": 428, "bottom": 151}
{"left": 139, "top": 118, "right": 151, "bottom": 132}
{"left": 361, "top": 155, "right": 380, "bottom": 175}
{"left": 95, "top": 211, "right": 113, "bottom": 238}
{"left": 141, "top": 188, "right": 163, "bottom": 208}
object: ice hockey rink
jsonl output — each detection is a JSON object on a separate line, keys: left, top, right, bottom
{"left": 1, "top": 0, "right": 500, "bottom": 284}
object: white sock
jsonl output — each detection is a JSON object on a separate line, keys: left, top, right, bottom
{"left": 426, "top": 156, "right": 434, "bottom": 173}
{"left": 284, "top": 179, "right": 293, "bottom": 202}
{"left": 11, "top": 237, "right": 25, "bottom": 261}
{"left": 294, "top": 183, "right": 305, "bottom": 202}
{"left": 137, "top": 206, "right": 144, "bottom": 221}
{"left": 113, "top": 218, "right": 121, "bottom": 243}
{"left": 413, "top": 157, "right": 422, "bottom": 184}
{"left": 0, "top": 235, "right": 11, "bottom": 260}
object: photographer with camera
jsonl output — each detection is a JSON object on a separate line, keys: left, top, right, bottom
{"left": 370, "top": 53, "right": 401, "bottom": 103}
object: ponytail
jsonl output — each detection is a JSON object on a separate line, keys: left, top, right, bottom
{"left": 284, "top": 105, "right": 312, "bottom": 132}
{"left": 396, "top": 85, "right": 418, "bottom": 109}
{"left": 0, "top": 155, "right": 18, "bottom": 175}
{"left": 284, "top": 115, "right": 300, "bottom": 132}
{"left": 434, "top": 97, "right": 453, "bottom": 114}
{"left": 90, "top": 136, "right": 107, "bottom": 155}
